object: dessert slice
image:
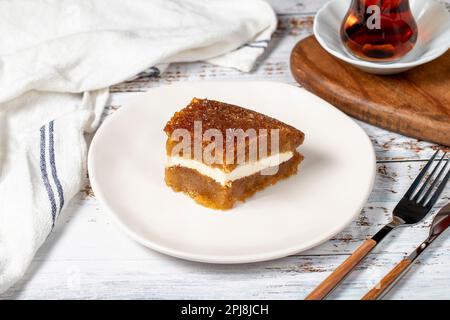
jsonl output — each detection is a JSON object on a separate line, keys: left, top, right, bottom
{"left": 164, "top": 98, "right": 305, "bottom": 210}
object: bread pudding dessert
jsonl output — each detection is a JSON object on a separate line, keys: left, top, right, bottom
{"left": 164, "top": 98, "right": 305, "bottom": 210}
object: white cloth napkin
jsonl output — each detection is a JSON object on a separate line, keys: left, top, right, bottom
{"left": 0, "top": 0, "right": 276, "bottom": 293}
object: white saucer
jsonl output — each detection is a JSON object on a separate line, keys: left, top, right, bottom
{"left": 88, "top": 81, "right": 375, "bottom": 263}
{"left": 314, "top": 0, "right": 450, "bottom": 74}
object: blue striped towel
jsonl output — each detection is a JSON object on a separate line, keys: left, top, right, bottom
{"left": 0, "top": 0, "right": 276, "bottom": 293}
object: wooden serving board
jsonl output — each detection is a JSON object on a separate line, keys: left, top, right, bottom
{"left": 290, "top": 36, "right": 450, "bottom": 146}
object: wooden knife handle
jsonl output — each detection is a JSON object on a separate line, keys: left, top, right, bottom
{"left": 361, "top": 258, "right": 412, "bottom": 300}
{"left": 305, "top": 239, "right": 377, "bottom": 300}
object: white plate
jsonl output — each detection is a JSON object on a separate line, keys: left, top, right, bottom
{"left": 88, "top": 81, "right": 375, "bottom": 263}
{"left": 314, "top": 0, "right": 450, "bottom": 74}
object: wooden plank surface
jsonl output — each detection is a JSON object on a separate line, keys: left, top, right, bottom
{"left": 1, "top": 0, "right": 449, "bottom": 300}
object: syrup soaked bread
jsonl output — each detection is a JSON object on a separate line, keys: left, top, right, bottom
{"left": 164, "top": 98, "right": 305, "bottom": 210}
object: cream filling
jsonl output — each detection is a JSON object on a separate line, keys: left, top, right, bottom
{"left": 166, "top": 152, "right": 294, "bottom": 186}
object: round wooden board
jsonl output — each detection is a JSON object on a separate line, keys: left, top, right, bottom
{"left": 290, "top": 36, "right": 450, "bottom": 146}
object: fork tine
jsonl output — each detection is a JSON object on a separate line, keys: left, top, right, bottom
{"left": 420, "top": 154, "right": 448, "bottom": 204}
{"left": 425, "top": 158, "right": 450, "bottom": 209}
{"left": 414, "top": 152, "right": 447, "bottom": 201}
{"left": 404, "top": 150, "right": 439, "bottom": 198}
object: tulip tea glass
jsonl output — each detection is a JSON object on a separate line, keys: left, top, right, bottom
{"left": 341, "top": 0, "right": 418, "bottom": 62}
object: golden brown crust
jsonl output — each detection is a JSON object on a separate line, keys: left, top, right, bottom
{"left": 164, "top": 98, "right": 305, "bottom": 172}
{"left": 165, "top": 152, "right": 303, "bottom": 210}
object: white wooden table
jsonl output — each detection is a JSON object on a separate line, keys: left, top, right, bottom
{"left": 2, "top": 0, "right": 449, "bottom": 300}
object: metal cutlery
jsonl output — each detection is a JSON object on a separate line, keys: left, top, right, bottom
{"left": 306, "top": 150, "right": 450, "bottom": 300}
{"left": 362, "top": 202, "right": 450, "bottom": 300}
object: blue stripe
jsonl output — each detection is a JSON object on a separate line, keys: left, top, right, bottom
{"left": 243, "top": 44, "right": 267, "bottom": 49}
{"left": 252, "top": 39, "right": 270, "bottom": 44}
{"left": 48, "top": 121, "right": 64, "bottom": 214}
{"left": 238, "top": 39, "right": 271, "bottom": 50}
{"left": 40, "top": 125, "right": 57, "bottom": 226}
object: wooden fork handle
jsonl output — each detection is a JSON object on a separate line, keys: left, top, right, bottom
{"left": 362, "top": 258, "right": 412, "bottom": 300}
{"left": 305, "top": 239, "right": 377, "bottom": 300}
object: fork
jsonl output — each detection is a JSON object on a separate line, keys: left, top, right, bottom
{"left": 305, "top": 150, "right": 450, "bottom": 300}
